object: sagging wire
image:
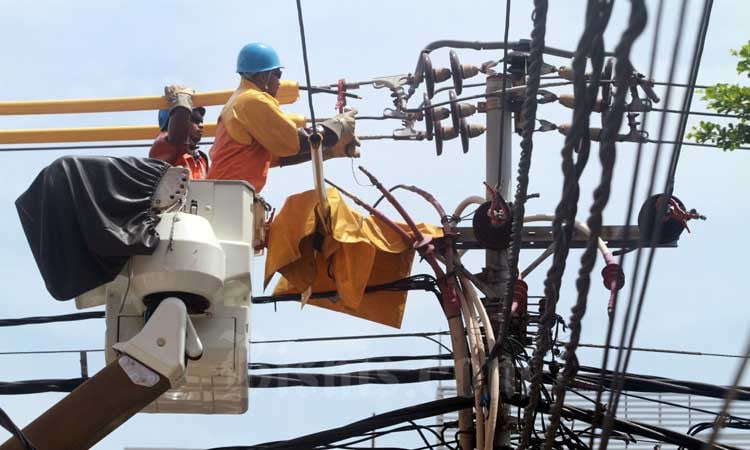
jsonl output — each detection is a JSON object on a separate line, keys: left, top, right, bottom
{"left": 520, "top": 1, "right": 614, "bottom": 448}
{"left": 599, "top": 2, "right": 715, "bottom": 448}
{"left": 206, "top": 396, "right": 473, "bottom": 450}
{"left": 544, "top": 1, "right": 647, "bottom": 447}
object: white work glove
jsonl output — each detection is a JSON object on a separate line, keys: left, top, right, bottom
{"left": 164, "top": 84, "right": 195, "bottom": 112}
{"left": 320, "top": 108, "right": 360, "bottom": 158}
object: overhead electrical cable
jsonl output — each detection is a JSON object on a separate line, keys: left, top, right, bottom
{"left": 492, "top": 0, "right": 548, "bottom": 374}
{"left": 590, "top": 0, "right": 686, "bottom": 445}
{"left": 544, "top": 2, "right": 647, "bottom": 447}
{"left": 520, "top": 1, "right": 614, "bottom": 447}
{"left": 599, "top": 3, "right": 715, "bottom": 448}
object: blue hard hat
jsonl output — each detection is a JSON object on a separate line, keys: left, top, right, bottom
{"left": 158, "top": 107, "right": 206, "bottom": 132}
{"left": 236, "top": 42, "right": 283, "bottom": 74}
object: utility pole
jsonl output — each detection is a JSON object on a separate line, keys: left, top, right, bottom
{"left": 484, "top": 74, "right": 514, "bottom": 448}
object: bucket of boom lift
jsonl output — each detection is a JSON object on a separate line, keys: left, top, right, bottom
{"left": 76, "top": 179, "right": 256, "bottom": 414}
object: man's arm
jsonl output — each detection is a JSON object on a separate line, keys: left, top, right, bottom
{"left": 166, "top": 108, "right": 191, "bottom": 146}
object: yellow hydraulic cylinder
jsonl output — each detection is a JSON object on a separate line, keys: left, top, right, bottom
{"left": 0, "top": 81, "right": 300, "bottom": 115}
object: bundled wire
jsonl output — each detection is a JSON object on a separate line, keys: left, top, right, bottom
{"left": 543, "top": 1, "right": 647, "bottom": 447}
{"left": 491, "top": 0, "right": 548, "bottom": 364}
{"left": 519, "top": 1, "right": 614, "bottom": 448}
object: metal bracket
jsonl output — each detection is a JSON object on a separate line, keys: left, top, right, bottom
{"left": 113, "top": 297, "right": 203, "bottom": 387}
{"left": 152, "top": 167, "right": 190, "bottom": 211}
{"left": 372, "top": 74, "right": 410, "bottom": 91}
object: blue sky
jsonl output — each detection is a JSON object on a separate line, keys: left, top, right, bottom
{"left": 1, "top": 1, "right": 749, "bottom": 448}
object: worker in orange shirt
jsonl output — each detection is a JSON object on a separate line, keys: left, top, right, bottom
{"left": 207, "top": 42, "right": 360, "bottom": 193}
{"left": 149, "top": 85, "right": 209, "bottom": 180}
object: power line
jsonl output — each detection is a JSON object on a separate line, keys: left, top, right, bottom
{"left": 570, "top": 342, "right": 749, "bottom": 359}
{"left": 0, "top": 331, "right": 452, "bottom": 357}
{"left": 648, "top": 138, "right": 750, "bottom": 150}
{"left": 249, "top": 353, "right": 453, "bottom": 370}
{"left": 651, "top": 107, "right": 742, "bottom": 119}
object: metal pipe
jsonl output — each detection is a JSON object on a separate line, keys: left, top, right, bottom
{"left": 484, "top": 73, "right": 514, "bottom": 449}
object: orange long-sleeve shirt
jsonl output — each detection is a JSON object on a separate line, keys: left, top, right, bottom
{"left": 207, "top": 79, "right": 305, "bottom": 192}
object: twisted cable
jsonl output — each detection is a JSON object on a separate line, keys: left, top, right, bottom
{"left": 491, "top": 0, "right": 548, "bottom": 373}
{"left": 518, "top": 2, "right": 614, "bottom": 448}
{"left": 542, "top": 1, "right": 648, "bottom": 447}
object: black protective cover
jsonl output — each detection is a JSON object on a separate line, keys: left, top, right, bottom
{"left": 15, "top": 156, "right": 170, "bottom": 300}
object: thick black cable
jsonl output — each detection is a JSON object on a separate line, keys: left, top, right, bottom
{"left": 491, "top": 0, "right": 548, "bottom": 373}
{"left": 600, "top": 2, "right": 715, "bottom": 448}
{"left": 588, "top": 0, "right": 668, "bottom": 445}
{"left": 6, "top": 365, "right": 748, "bottom": 400}
{"left": 0, "top": 311, "right": 104, "bottom": 327}
{"left": 249, "top": 353, "right": 452, "bottom": 370}
{"left": 295, "top": 0, "right": 317, "bottom": 130}
{"left": 0, "top": 367, "right": 454, "bottom": 395}
{"left": 545, "top": 3, "right": 647, "bottom": 447}
{"left": 249, "top": 366, "right": 454, "bottom": 389}
{"left": 574, "top": 365, "right": 750, "bottom": 402}
{"left": 519, "top": 2, "right": 613, "bottom": 447}
{"left": 0, "top": 407, "right": 36, "bottom": 450}
{"left": 206, "top": 396, "right": 473, "bottom": 450}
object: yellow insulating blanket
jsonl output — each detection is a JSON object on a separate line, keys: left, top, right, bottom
{"left": 264, "top": 188, "right": 443, "bottom": 328}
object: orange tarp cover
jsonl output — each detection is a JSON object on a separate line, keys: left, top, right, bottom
{"left": 264, "top": 188, "right": 442, "bottom": 328}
